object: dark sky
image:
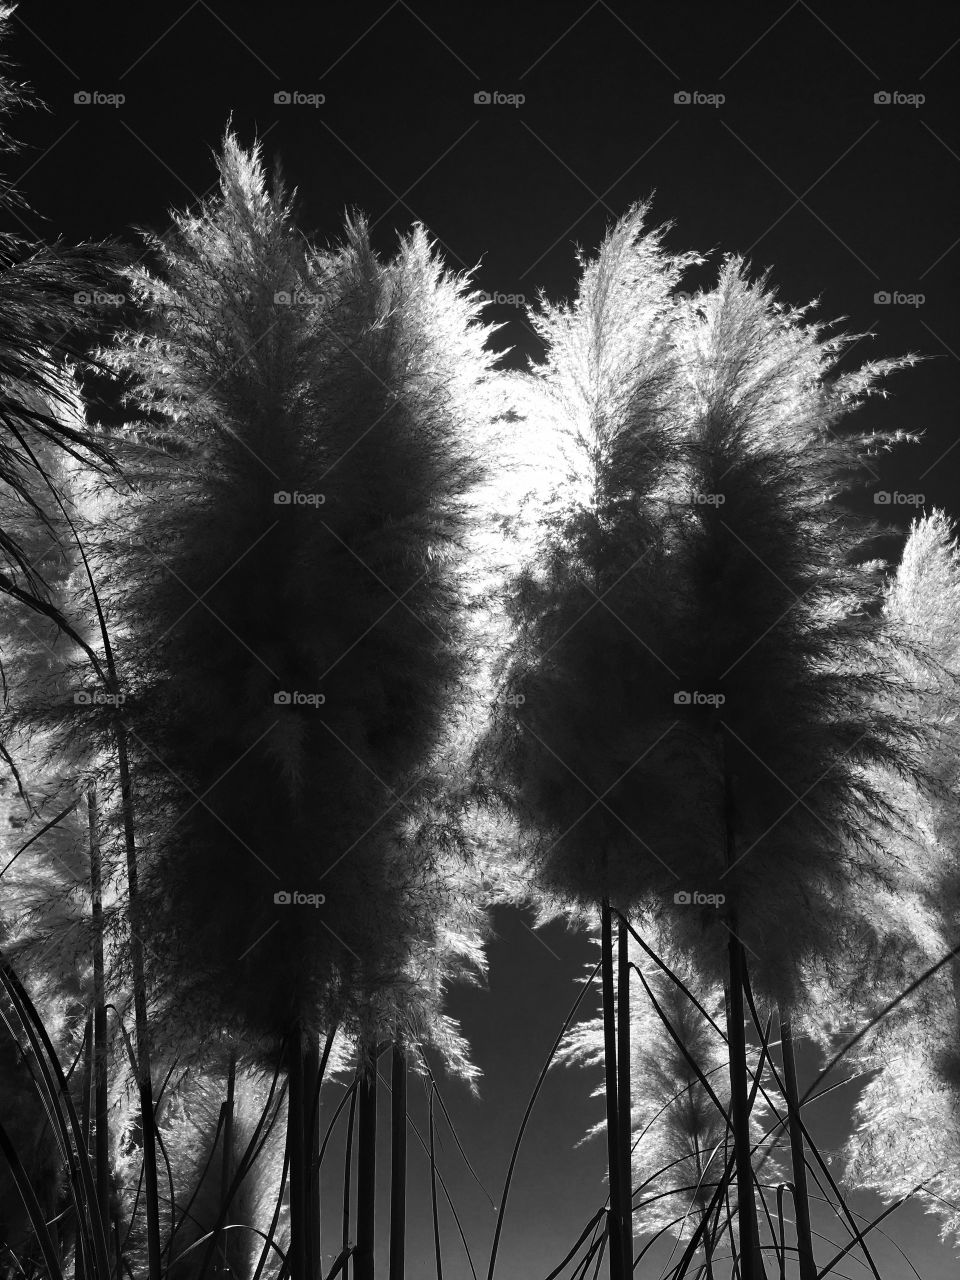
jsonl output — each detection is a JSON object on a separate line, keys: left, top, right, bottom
{"left": 5, "top": 2, "right": 959, "bottom": 1275}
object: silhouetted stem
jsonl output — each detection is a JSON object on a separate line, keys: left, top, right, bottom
{"left": 779, "top": 1015, "right": 815, "bottom": 1280}
{"left": 88, "top": 788, "right": 110, "bottom": 1244}
{"left": 343, "top": 1070, "right": 359, "bottom": 1261}
{"left": 726, "top": 941, "right": 765, "bottom": 1279}
{"left": 288, "top": 1025, "right": 308, "bottom": 1280}
{"left": 720, "top": 738, "right": 766, "bottom": 1280}
{"left": 390, "top": 1032, "right": 407, "bottom": 1280}
{"left": 215, "top": 1050, "right": 237, "bottom": 1276}
{"left": 77, "top": 1010, "right": 93, "bottom": 1280}
{"left": 429, "top": 1086, "right": 442, "bottom": 1280}
{"left": 66, "top": 484, "right": 159, "bottom": 1280}
{"left": 113, "top": 716, "right": 161, "bottom": 1280}
{"left": 616, "top": 914, "right": 632, "bottom": 1272}
{"left": 601, "top": 897, "right": 626, "bottom": 1280}
{"left": 355, "top": 1039, "right": 379, "bottom": 1280}
{"left": 302, "top": 1033, "right": 320, "bottom": 1279}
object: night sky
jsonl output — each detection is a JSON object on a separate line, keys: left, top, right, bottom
{"left": 6, "top": 2, "right": 960, "bottom": 1275}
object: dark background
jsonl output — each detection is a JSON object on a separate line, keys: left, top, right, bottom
{"left": 5, "top": 2, "right": 958, "bottom": 1274}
